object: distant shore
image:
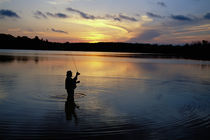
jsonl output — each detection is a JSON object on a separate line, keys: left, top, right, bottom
{"left": 0, "top": 33, "right": 210, "bottom": 60}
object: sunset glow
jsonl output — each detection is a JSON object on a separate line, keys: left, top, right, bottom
{"left": 0, "top": 0, "right": 210, "bottom": 44}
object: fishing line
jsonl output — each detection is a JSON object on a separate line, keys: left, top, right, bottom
{"left": 72, "top": 55, "right": 78, "bottom": 72}
{"left": 69, "top": 51, "right": 79, "bottom": 72}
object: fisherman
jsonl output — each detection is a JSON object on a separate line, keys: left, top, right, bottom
{"left": 65, "top": 70, "right": 80, "bottom": 101}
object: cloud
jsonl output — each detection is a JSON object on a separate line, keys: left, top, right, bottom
{"left": 51, "top": 28, "right": 68, "bottom": 34}
{"left": 157, "top": 2, "right": 167, "bottom": 7}
{"left": 46, "top": 12, "right": 68, "bottom": 18}
{"left": 66, "top": 7, "right": 138, "bottom": 22}
{"left": 106, "top": 14, "right": 138, "bottom": 22}
{"left": 66, "top": 7, "right": 95, "bottom": 19}
{"left": 34, "top": 11, "right": 47, "bottom": 19}
{"left": 55, "top": 13, "right": 68, "bottom": 18}
{"left": 204, "top": 12, "right": 210, "bottom": 20}
{"left": 34, "top": 11, "right": 68, "bottom": 19}
{"left": 0, "top": 9, "right": 20, "bottom": 19}
{"left": 106, "top": 14, "right": 121, "bottom": 21}
{"left": 147, "top": 12, "right": 163, "bottom": 19}
{"left": 171, "top": 15, "right": 192, "bottom": 21}
{"left": 129, "top": 30, "right": 160, "bottom": 42}
{"left": 106, "top": 23, "right": 131, "bottom": 33}
{"left": 119, "top": 14, "right": 138, "bottom": 22}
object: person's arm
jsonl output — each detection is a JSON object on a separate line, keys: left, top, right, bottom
{"left": 73, "top": 72, "right": 80, "bottom": 82}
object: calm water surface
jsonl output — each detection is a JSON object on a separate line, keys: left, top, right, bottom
{"left": 0, "top": 50, "right": 210, "bottom": 139}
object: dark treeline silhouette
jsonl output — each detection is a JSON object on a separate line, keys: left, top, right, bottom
{"left": 0, "top": 33, "right": 210, "bottom": 60}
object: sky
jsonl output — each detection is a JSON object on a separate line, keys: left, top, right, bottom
{"left": 0, "top": 0, "right": 210, "bottom": 44}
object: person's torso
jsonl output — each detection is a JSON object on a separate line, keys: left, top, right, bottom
{"left": 65, "top": 78, "right": 76, "bottom": 89}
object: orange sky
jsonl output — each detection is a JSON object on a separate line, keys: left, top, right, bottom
{"left": 0, "top": 0, "right": 210, "bottom": 44}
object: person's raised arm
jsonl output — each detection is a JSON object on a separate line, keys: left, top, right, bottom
{"left": 73, "top": 72, "right": 80, "bottom": 82}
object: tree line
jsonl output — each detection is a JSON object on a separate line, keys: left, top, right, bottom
{"left": 0, "top": 33, "right": 210, "bottom": 60}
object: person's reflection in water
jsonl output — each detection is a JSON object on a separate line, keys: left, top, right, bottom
{"left": 65, "top": 70, "right": 80, "bottom": 123}
{"left": 65, "top": 99, "right": 79, "bottom": 124}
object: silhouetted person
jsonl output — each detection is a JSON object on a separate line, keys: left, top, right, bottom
{"left": 65, "top": 99, "right": 79, "bottom": 123}
{"left": 65, "top": 70, "right": 80, "bottom": 101}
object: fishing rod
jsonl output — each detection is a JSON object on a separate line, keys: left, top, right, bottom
{"left": 72, "top": 54, "right": 78, "bottom": 72}
{"left": 70, "top": 51, "right": 79, "bottom": 72}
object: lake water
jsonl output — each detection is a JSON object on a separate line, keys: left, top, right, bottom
{"left": 0, "top": 50, "right": 209, "bottom": 139}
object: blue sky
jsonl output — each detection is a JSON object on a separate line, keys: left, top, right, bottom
{"left": 0, "top": 0, "right": 210, "bottom": 44}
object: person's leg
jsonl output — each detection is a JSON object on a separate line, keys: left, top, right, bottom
{"left": 72, "top": 89, "right": 75, "bottom": 101}
{"left": 67, "top": 89, "right": 74, "bottom": 101}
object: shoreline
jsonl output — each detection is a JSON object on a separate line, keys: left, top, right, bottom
{"left": 1, "top": 33, "right": 210, "bottom": 61}
{"left": 0, "top": 48, "right": 210, "bottom": 61}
